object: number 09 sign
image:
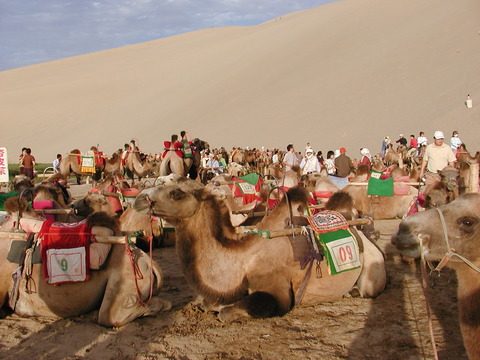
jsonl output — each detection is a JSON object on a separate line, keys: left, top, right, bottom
{"left": 319, "top": 229, "right": 361, "bottom": 275}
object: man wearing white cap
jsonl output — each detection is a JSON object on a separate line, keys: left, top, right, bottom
{"left": 420, "top": 130, "right": 456, "bottom": 183}
{"left": 300, "top": 148, "right": 321, "bottom": 175}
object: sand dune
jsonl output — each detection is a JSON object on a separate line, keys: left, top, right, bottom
{"left": 1, "top": 0, "right": 479, "bottom": 163}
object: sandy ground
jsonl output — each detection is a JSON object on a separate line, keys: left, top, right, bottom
{"left": 0, "top": 184, "right": 467, "bottom": 360}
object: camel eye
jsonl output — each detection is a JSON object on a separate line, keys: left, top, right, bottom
{"left": 170, "top": 189, "right": 185, "bottom": 201}
{"left": 458, "top": 216, "right": 478, "bottom": 233}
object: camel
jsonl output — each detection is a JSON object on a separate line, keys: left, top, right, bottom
{"left": 124, "top": 150, "right": 157, "bottom": 184}
{"left": 133, "top": 179, "right": 385, "bottom": 321}
{"left": 226, "top": 162, "right": 247, "bottom": 177}
{"left": 159, "top": 150, "right": 187, "bottom": 177}
{"left": 0, "top": 206, "right": 171, "bottom": 326}
{"left": 391, "top": 193, "right": 480, "bottom": 360}
{"left": 49, "top": 149, "right": 123, "bottom": 186}
{"left": 342, "top": 184, "right": 418, "bottom": 219}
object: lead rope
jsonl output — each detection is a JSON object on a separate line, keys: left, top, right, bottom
{"left": 125, "top": 237, "right": 154, "bottom": 307}
{"left": 419, "top": 235, "right": 439, "bottom": 360}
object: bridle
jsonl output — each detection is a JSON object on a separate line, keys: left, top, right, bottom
{"left": 421, "top": 207, "right": 480, "bottom": 274}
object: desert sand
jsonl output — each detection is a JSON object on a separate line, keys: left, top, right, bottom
{"left": 0, "top": 183, "right": 468, "bottom": 359}
{"left": 1, "top": 0, "right": 479, "bottom": 163}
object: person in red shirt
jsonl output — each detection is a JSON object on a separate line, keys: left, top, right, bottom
{"left": 407, "top": 134, "right": 418, "bottom": 158}
{"left": 21, "top": 148, "right": 36, "bottom": 179}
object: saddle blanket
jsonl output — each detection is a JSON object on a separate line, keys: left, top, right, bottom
{"left": 81, "top": 156, "right": 95, "bottom": 174}
{"left": 39, "top": 220, "right": 92, "bottom": 285}
{"left": 318, "top": 228, "right": 361, "bottom": 275}
{"left": 303, "top": 210, "right": 349, "bottom": 233}
{"left": 367, "top": 170, "right": 394, "bottom": 196}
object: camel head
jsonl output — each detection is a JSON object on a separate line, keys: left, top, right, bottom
{"left": 392, "top": 193, "right": 480, "bottom": 266}
{"left": 134, "top": 179, "right": 205, "bottom": 222}
{"left": 440, "top": 165, "right": 460, "bottom": 192}
{"left": 72, "top": 192, "right": 117, "bottom": 217}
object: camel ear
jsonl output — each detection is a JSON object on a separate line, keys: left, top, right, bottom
{"left": 193, "top": 188, "right": 209, "bottom": 200}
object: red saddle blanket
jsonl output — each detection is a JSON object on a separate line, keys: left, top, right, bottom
{"left": 39, "top": 220, "right": 92, "bottom": 285}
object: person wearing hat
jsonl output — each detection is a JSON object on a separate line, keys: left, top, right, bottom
{"left": 420, "top": 130, "right": 456, "bottom": 185}
{"left": 331, "top": 147, "right": 354, "bottom": 189}
{"left": 300, "top": 148, "right": 321, "bottom": 175}
{"left": 395, "top": 134, "right": 407, "bottom": 147}
{"left": 360, "top": 148, "right": 372, "bottom": 167}
{"left": 205, "top": 152, "right": 222, "bottom": 175}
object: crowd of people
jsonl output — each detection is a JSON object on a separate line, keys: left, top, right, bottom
{"left": 16, "top": 128, "right": 466, "bottom": 188}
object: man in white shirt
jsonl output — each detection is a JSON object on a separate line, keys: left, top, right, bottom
{"left": 52, "top": 154, "right": 62, "bottom": 173}
{"left": 420, "top": 130, "right": 456, "bottom": 184}
{"left": 282, "top": 144, "right": 298, "bottom": 171}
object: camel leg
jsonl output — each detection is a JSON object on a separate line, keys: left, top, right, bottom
{"left": 159, "top": 159, "right": 170, "bottom": 177}
{"left": 355, "top": 232, "right": 386, "bottom": 298}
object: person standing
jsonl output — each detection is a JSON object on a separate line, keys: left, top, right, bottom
{"left": 381, "top": 137, "right": 390, "bottom": 158}
{"left": 300, "top": 148, "right": 321, "bottom": 174}
{"left": 331, "top": 147, "right": 354, "bottom": 189}
{"left": 450, "top": 130, "right": 462, "bottom": 151}
{"left": 21, "top": 148, "right": 36, "bottom": 179}
{"left": 466, "top": 94, "right": 473, "bottom": 109}
{"left": 420, "top": 130, "right": 456, "bottom": 184}
{"left": 53, "top": 154, "right": 62, "bottom": 173}
{"left": 18, "top": 147, "right": 27, "bottom": 175}
{"left": 324, "top": 150, "right": 336, "bottom": 175}
{"left": 316, "top": 151, "right": 325, "bottom": 167}
{"left": 272, "top": 149, "right": 279, "bottom": 165}
{"left": 282, "top": 144, "right": 298, "bottom": 171}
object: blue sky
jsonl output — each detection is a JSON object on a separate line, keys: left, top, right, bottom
{"left": 0, "top": 0, "right": 334, "bottom": 71}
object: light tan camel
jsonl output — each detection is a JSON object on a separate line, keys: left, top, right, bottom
{"left": 0, "top": 206, "right": 171, "bottom": 326}
{"left": 50, "top": 149, "right": 122, "bottom": 185}
{"left": 124, "top": 151, "right": 156, "bottom": 185}
{"left": 133, "top": 179, "right": 385, "bottom": 321}
{"left": 392, "top": 193, "right": 480, "bottom": 360}
{"left": 342, "top": 184, "right": 417, "bottom": 219}
{"left": 159, "top": 150, "right": 187, "bottom": 177}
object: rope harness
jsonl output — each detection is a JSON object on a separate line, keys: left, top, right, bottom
{"left": 125, "top": 233, "right": 155, "bottom": 307}
{"left": 419, "top": 207, "right": 480, "bottom": 360}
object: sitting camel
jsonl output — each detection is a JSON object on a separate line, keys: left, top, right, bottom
{"left": 0, "top": 200, "right": 171, "bottom": 326}
{"left": 133, "top": 178, "right": 385, "bottom": 321}
{"left": 391, "top": 193, "right": 480, "bottom": 360}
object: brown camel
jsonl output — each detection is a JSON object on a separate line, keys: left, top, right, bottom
{"left": 133, "top": 179, "right": 385, "bottom": 321}
{"left": 391, "top": 193, "right": 480, "bottom": 360}
{"left": 0, "top": 208, "right": 171, "bottom": 326}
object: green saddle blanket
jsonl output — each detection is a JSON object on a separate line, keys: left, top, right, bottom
{"left": 367, "top": 171, "right": 393, "bottom": 196}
